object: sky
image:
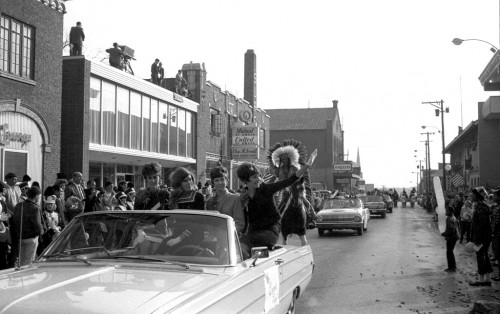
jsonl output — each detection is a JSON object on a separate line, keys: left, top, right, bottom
{"left": 63, "top": 0, "right": 500, "bottom": 188}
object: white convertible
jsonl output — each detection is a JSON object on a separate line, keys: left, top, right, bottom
{"left": 0, "top": 210, "right": 314, "bottom": 314}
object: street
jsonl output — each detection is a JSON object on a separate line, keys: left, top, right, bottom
{"left": 284, "top": 204, "right": 500, "bottom": 314}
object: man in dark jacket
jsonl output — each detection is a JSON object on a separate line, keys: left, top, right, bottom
{"left": 69, "top": 21, "right": 85, "bottom": 56}
{"left": 151, "top": 59, "right": 160, "bottom": 85}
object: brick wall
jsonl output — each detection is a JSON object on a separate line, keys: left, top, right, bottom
{"left": 0, "top": 0, "right": 64, "bottom": 188}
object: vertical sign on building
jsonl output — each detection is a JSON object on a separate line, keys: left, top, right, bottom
{"left": 231, "top": 125, "right": 259, "bottom": 160}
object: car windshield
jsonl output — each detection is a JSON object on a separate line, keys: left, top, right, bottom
{"left": 40, "top": 211, "right": 231, "bottom": 266}
{"left": 323, "top": 199, "right": 360, "bottom": 209}
{"left": 360, "top": 195, "right": 384, "bottom": 203}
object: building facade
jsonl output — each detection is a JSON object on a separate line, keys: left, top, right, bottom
{"left": 61, "top": 56, "right": 198, "bottom": 187}
{"left": 267, "top": 102, "right": 344, "bottom": 192}
{"left": 0, "top": 0, "right": 65, "bottom": 188}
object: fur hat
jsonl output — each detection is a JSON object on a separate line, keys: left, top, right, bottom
{"left": 170, "top": 167, "right": 193, "bottom": 189}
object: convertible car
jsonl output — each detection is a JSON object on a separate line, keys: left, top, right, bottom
{"left": 315, "top": 197, "right": 369, "bottom": 236}
{"left": 0, "top": 210, "right": 314, "bottom": 313}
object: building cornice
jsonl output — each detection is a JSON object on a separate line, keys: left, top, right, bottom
{"left": 36, "top": 0, "right": 67, "bottom": 14}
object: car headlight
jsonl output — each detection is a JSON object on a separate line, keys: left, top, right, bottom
{"left": 354, "top": 216, "right": 361, "bottom": 222}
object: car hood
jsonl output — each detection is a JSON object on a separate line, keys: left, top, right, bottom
{"left": 318, "top": 208, "right": 358, "bottom": 214}
{"left": 0, "top": 262, "right": 226, "bottom": 313}
{"left": 364, "top": 202, "right": 385, "bottom": 206}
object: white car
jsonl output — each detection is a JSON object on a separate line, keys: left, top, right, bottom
{"left": 316, "top": 197, "right": 370, "bottom": 236}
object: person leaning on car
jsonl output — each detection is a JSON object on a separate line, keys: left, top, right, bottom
{"left": 10, "top": 186, "right": 44, "bottom": 266}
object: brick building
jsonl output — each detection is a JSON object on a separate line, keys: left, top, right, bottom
{"left": 178, "top": 50, "right": 270, "bottom": 189}
{"left": 0, "top": 0, "right": 66, "bottom": 188}
{"left": 266, "top": 102, "right": 344, "bottom": 192}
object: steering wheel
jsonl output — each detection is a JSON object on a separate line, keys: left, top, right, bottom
{"left": 172, "top": 245, "right": 215, "bottom": 257}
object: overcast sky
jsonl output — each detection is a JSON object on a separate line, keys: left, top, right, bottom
{"left": 63, "top": 0, "right": 500, "bottom": 188}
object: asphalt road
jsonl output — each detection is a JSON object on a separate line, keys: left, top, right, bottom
{"left": 283, "top": 204, "right": 500, "bottom": 314}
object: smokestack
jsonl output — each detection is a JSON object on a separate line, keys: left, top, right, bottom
{"left": 244, "top": 49, "right": 257, "bottom": 108}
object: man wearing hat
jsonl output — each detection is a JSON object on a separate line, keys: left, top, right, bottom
{"left": 3, "top": 173, "right": 21, "bottom": 213}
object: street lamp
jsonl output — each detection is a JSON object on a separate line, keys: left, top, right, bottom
{"left": 422, "top": 100, "right": 449, "bottom": 192}
{"left": 452, "top": 38, "right": 498, "bottom": 53}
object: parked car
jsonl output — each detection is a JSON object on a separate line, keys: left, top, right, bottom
{"left": 315, "top": 197, "right": 370, "bottom": 236}
{"left": 382, "top": 194, "right": 394, "bottom": 213}
{"left": 0, "top": 210, "right": 314, "bottom": 313}
{"left": 360, "top": 195, "right": 387, "bottom": 218}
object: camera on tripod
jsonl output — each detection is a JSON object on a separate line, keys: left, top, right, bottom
{"left": 118, "top": 45, "right": 135, "bottom": 75}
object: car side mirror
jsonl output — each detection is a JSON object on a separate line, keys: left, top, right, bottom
{"left": 250, "top": 247, "right": 269, "bottom": 267}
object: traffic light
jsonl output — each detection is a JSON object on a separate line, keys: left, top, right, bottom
{"left": 435, "top": 109, "right": 440, "bottom": 116}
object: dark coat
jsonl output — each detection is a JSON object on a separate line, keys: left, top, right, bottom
{"left": 471, "top": 202, "right": 492, "bottom": 245}
{"left": 69, "top": 26, "right": 85, "bottom": 44}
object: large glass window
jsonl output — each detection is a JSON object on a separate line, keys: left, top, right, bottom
{"left": 178, "top": 109, "right": 186, "bottom": 157}
{"left": 130, "top": 92, "right": 141, "bottom": 150}
{"left": 0, "top": 15, "right": 34, "bottom": 79}
{"left": 116, "top": 87, "right": 130, "bottom": 149}
{"left": 102, "top": 81, "right": 116, "bottom": 146}
{"left": 89, "top": 77, "right": 101, "bottom": 144}
{"left": 151, "top": 99, "right": 159, "bottom": 153}
{"left": 142, "top": 96, "right": 150, "bottom": 152}
{"left": 169, "top": 106, "right": 178, "bottom": 156}
{"left": 186, "top": 111, "right": 194, "bottom": 158}
{"left": 159, "top": 102, "right": 169, "bottom": 154}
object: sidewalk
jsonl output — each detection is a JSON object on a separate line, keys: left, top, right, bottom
{"left": 422, "top": 205, "right": 500, "bottom": 313}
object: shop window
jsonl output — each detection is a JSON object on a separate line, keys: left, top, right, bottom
{"left": 178, "top": 109, "right": 186, "bottom": 157}
{"left": 0, "top": 15, "right": 34, "bottom": 80}
{"left": 142, "top": 96, "right": 151, "bottom": 152}
{"left": 101, "top": 81, "right": 116, "bottom": 146}
{"left": 169, "top": 106, "right": 178, "bottom": 155}
{"left": 3, "top": 150, "right": 27, "bottom": 180}
{"left": 130, "top": 92, "right": 141, "bottom": 150}
{"left": 89, "top": 77, "right": 101, "bottom": 144}
{"left": 186, "top": 111, "right": 194, "bottom": 158}
{"left": 116, "top": 87, "right": 130, "bottom": 149}
{"left": 159, "top": 102, "right": 169, "bottom": 154}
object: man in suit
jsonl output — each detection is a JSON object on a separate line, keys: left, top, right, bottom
{"left": 69, "top": 22, "right": 85, "bottom": 56}
{"left": 151, "top": 59, "right": 160, "bottom": 85}
{"left": 65, "top": 172, "right": 85, "bottom": 221}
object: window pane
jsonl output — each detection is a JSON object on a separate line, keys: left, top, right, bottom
{"left": 159, "top": 102, "right": 168, "bottom": 154}
{"left": 169, "top": 106, "right": 178, "bottom": 156}
{"left": 186, "top": 111, "right": 193, "bottom": 158}
{"left": 130, "top": 92, "right": 141, "bottom": 150}
{"left": 142, "top": 96, "right": 150, "bottom": 152}
{"left": 10, "top": 21, "right": 20, "bottom": 75}
{"left": 4, "top": 151, "right": 27, "bottom": 180}
{"left": 89, "top": 162, "right": 102, "bottom": 187}
{"left": 22, "top": 26, "right": 32, "bottom": 78}
{"left": 0, "top": 16, "right": 9, "bottom": 72}
{"left": 89, "top": 77, "right": 101, "bottom": 144}
{"left": 151, "top": 99, "right": 159, "bottom": 153}
{"left": 178, "top": 109, "right": 186, "bottom": 157}
{"left": 116, "top": 87, "right": 130, "bottom": 148}
{"left": 101, "top": 81, "right": 116, "bottom": 146}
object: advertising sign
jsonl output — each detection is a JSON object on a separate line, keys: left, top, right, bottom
{"left": 232, "top": 146, "right": 259, "bottom": 160}
{"left": 333, "top": 163, "right": 352, "bottom": 173}
{"left": 232, "top": 126, "right": 259, "bottom": 160}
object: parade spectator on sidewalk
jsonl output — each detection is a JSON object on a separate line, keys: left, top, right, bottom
{"left": 460, "top": 199, "right": 473, "bottom": 243}
{"left": 11, "top": 186, "right": 43, "bottom": 266}
{"left": 101, "top": 181, "right": 116, "bottom": 211}
{"left": 84, "top": 180, "right": 99, "bottom": 213}
{"left": 491, "top": 190, "right": 500, "bottom": 281}
{"left": 134, "top": 162, "right": 170, "bottom": 210}
{"left": 69, "top": 21, "right": 85, "bottom": 56}
{"left": 442, "top": 206, "right": 459, "bottom": 272}
{"left": 469, "top": 187, "right": 493, "bottom": 286}
{"left": 3, "top": 173, "right": 21, "bottom": 213}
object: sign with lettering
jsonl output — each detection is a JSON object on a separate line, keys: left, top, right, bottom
{"left": 333, "top": 163, "right": 352, "bottom": 173}
{"left": 0, "top": 124, "right": 32, "bottom": 146}
{"left": 231, "top": 126, "right": 259, "bottom": 160}
{"left": 232, "top": 146, "right": 259, "bottom": 160}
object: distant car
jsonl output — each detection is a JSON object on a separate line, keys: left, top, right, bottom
{"left": 0, "top": 210, "right": 314, "bottom": 313}
{"left": 360, "top": 195, "right": 387, "bottom": 218}
{"left": 383, "top": 194, "right": 394, "bottom": 213}
{"left": 317, "top": 190, "right": 332, "bottom": 199}
{"left": 315, "top": 197, "right": 370, "bottom": 236}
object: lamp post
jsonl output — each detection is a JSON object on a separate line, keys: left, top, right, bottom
{"left": 452, "top": 38, "right": 498, "bottom": 53}
{"left": 422, "top": 100, "right": 448, "bottom": 192}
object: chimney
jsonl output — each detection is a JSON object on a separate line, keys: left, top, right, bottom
{"left": 244, "top": 49, "right": 257, "bottom": 108}
{"left": 458, "top": 126, "right": 463, "bottom": 134}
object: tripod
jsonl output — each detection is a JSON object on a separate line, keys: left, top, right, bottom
{"left": 121, "top": 56, "right": 134, "bottom": 75}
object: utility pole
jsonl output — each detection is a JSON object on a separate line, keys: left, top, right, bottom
{"left": 421, "top": 132, "right": 434, "bottom": 194}
{"left": 422, "top": 100, "right": 448, "bottom": 191}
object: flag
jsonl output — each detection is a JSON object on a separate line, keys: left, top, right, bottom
{"left": 451, "top": 173, "right": 465, "bottom": 187}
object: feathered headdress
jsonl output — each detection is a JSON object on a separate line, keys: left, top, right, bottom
{"left": 271, "top": 145, "right": 301, "bottom": 170}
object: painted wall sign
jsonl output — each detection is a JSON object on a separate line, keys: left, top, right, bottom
{"left": 0, "top": 124, "right": 32, "bottom": 146}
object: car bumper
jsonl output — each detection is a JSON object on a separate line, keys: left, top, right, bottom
{"left": 316, "top": 222, "right": 363, "bottom": 229}
{"left": 367, "top": 209, "right": 386, "bottom": 214}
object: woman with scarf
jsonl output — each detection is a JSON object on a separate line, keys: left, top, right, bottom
{"left": 469, "top": 187, "right": 493, "bottom": 286}
{"left": 237, "top": 149, "right": 317, "bottom": 257}
{"left": 168, "top": 167, "right": 205, "bottom": 210}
